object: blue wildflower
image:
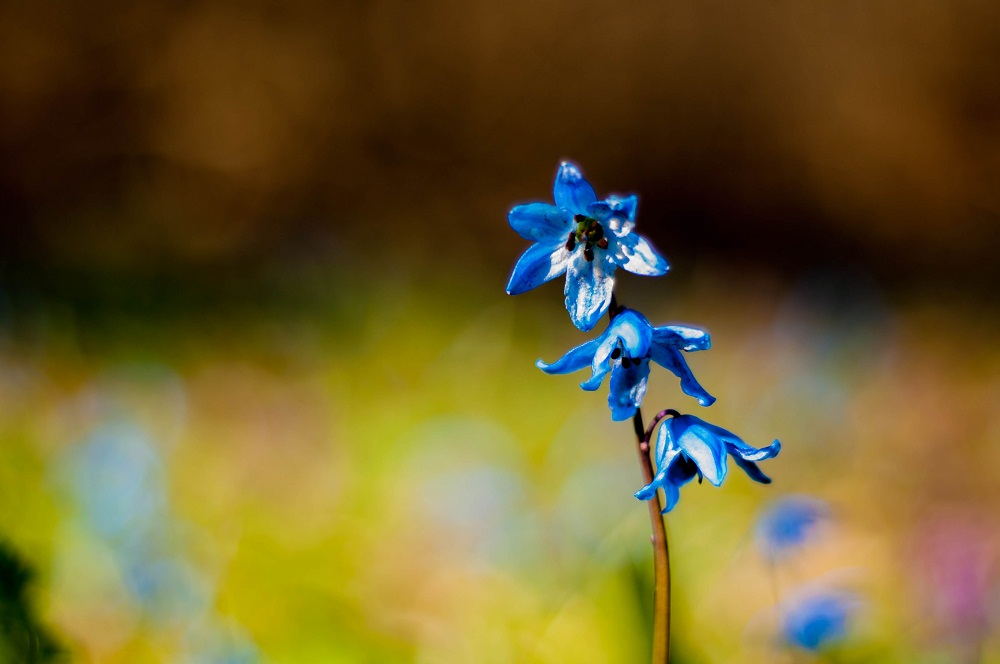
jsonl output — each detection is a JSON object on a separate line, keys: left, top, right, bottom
{"left": 635, "top": 414, "right": 780, "bottom": 512}
{"left": 536, "top": 308, "right": 715, "bottom": 420}
{"left": 506, "top": 162, "right": 669, "bottom": 331}
{"left": 782, "top": 591, "right": 859, "bottom": 652}
{"left": 755, "top": 495, "right": 829, "bottom": 559}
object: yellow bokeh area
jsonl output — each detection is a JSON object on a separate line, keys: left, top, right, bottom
{"left": 1, "top": 267, "right": 997, "bottom": 662}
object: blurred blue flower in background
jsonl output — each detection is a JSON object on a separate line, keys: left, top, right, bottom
{"left": 52, "top": 368, "right": 261, "bottom": 662}
{"left": 756, "top": 495, "right": 829, "bottom": 559}
{"left": 506, "top": 162, "right": 669, "bottom": 330}
{"left": 537, "top": 308, "right": 715, "bottom": 420}
{"left": 63, "top": 422, "right": 165, "bottom": 541}
{"left": 635, "top": 414, "right": 780, "bottom": 511}
{"left": 782, "top": 590, "right": 860, "bottom": 652}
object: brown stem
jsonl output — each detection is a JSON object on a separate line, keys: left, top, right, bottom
{"left": 644, "top": 409, "right": 681, "bottom": 442}
{"left": 633, "top": 407, "right": 671, "bottom": 663}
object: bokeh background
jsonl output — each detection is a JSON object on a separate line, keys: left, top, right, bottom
{"left": 1, "top": 1, "right": 999, "bottom": 662}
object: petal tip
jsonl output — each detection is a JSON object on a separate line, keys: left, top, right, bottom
{"left": 610, "top": 406, "right": 636, "bottom": 421}
{"left": 558, "top": 160, "right": 582, "bottom": 175}
{"left": 634, "top": 486, "right": 656, "bottom": 501}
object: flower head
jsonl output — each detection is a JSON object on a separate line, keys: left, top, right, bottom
{"left": 536, "top": 308, "right": 715, "bottom": 420}
{"left": 755, "top": 495, "right": 829, "bottom": 559}
{"left": 635, "top": 414, "right": 780, "bottom": 512}
{"left": 506, "top": 162, "right": 669, "bottom": 331}
{"left": 781, "top": 591, "right": 860, "bottom": 652}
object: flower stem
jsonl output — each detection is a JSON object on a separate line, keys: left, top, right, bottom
{"left": 609, "top": 293, "right": 671, "bottom": 661}
{"left": 633, "top": 406, "right": 671, "bottom": 663}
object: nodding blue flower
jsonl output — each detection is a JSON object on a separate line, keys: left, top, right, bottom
{"left": 755, "top": 495, "right": 829, "bottom": 559}
{"left": 536, "top": 308, "right": 715, "bottom": 420}
{"left": 635, "top": 414, "right": 780, "bottom": 512}
{"left": 782, "top": 591, "right": 859, "bottom": 652}
{"left": 506, "top": 162, "right": 669, "bottom": 331}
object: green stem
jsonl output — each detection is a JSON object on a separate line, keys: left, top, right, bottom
{"left": 633, "top": 407, "right": 671, "bottom": 663}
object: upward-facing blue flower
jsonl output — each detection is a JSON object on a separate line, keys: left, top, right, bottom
{"left": 635, "top": 414, "right": 780, "bottom": 512}
{"left": 536, "top": 308, "right": 715, "bottom": 421}
{"left": 506, "top": 162, "right": 669, "bottom": 331}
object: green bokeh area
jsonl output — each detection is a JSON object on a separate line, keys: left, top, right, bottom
{"left": 1, "top": 265, "right": 997, "bottom": 662}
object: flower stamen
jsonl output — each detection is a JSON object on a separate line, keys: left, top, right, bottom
{"left": 571, "top": 214, "right": 607, "bottom": 263}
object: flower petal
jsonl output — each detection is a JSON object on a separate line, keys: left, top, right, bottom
{"left": 505, "top": 242, "right": 571, "bottom": 295}
{"left": 692, "top": 416, "right": 781, "bottom": 461}
{"left": 669, "top": 417, "right": 727, "bottom": 486}
{"left": 508, "top": 203, "right": 573, "bottom": 243}
{"left": 581, "top": 331, "right": 618, "bottom": 390}
{"left": 553, "top": 162, "right": 598, "bottom": 215}
{"left": 661, "top": 478, "right": 682, "bottom": 513}
{"left": 732, "top": 456, "right": 773, "bottom": 484}
{"left": 536, "top": 337, "right": 601, "bottom": 375}
{"left": 587, "top": 195, "right": 638, "bottom": 223}
{"left": 607, "top": 309, "right": 654, "bottom": 358}
{"left": 613, "top": 232, "right": 669, "bottom": 276}
{"left": 652, "top": 325, "right": 711, "bottom": 352}
{"left": 580, "top": 361, "right": 612, "bottom": 391}
{"left": 654, "top": 415, "right": 676, "bottom": 467}
{"left": 661, "top": 455, "right": 700, "bottom": 512}
{"left": 635, "top": 447, "right": 693, "bottom": 510}
{"left": 564, "top": 251, "right": 616, "bottom": 331}
{"left": 586, "top": 201, "right": 613, "bottom": 221}
{"left": 610, "top": 194, "right": 638, "bottom": 222}
{"left": 634, "top": 467, "right": 669, "bottom": 501}
{"left": 608, "top": 359, "right": 650, "bottom": 421}
{"left": 727, "top": 437, "right": 781, "bottom": 462}
{"left": 649, "top": 345, "right": 716, "bottom": 406}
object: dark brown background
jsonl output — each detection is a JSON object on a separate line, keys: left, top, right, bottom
{"left": 2, "top": 1, "right": 998, "bottom": 300}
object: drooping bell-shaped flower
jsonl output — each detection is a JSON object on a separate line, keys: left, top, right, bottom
{"left": 635, "top": 414, "right": 780, "bottom": 512}
{"left": 506, "top": 162, "right": 669, "bottom": 331}
{"left": 536, "top": 308, "right": 715, "bottom": 420}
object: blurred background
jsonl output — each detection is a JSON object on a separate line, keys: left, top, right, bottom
{"left": 1, "top": 1, "right": 998, "bottom": 662}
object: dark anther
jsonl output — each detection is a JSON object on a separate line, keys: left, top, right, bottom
{"left": 565, "top": 232, "right": 576, "bottom": 251}
{"left": 574, "top": 214, "right": 587, "bottom": 223}
{"left": 584, "top": 247, "right": 595, "bottom": 262}
{"left": 622, "top": 356, "right": 631, "bottom": 368}
{"left": 610, "top": 347, "right": 621, "bottom": 359}
{"left": 596, "top": 237, "right": 609, "bottom": 249}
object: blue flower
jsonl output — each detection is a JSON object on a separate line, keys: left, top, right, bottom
{"left": 536, "top": 308, "right": 715, "bottom": 420}
{"left": 782, "top": 591, "right": 859, "bottom": 652}
{"left": 506, "top": 162, "right": 669, "bottom": 331}
{"left": 634, "top": 414, "right": 780, "bottom": 512}
{"left": 755, "top": 495, "right": 829, "bottom": 559}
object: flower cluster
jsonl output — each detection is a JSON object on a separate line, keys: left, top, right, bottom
{"left": 506, "top": 161, "right": 780, "bottom": 511}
